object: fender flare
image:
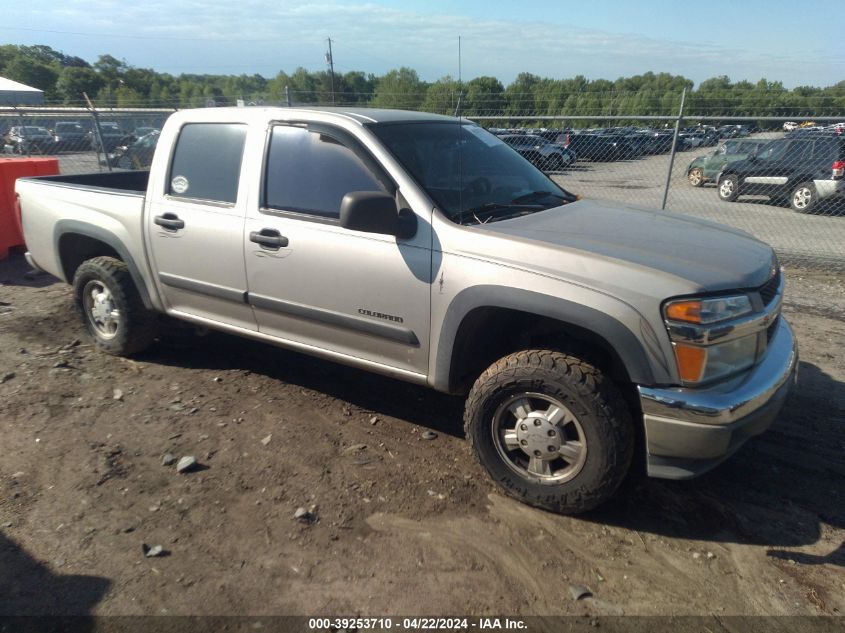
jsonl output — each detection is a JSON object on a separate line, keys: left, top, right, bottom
{"left": 53, "top": 219, "right": 155, "bottom": 310}
{"left": 433, "top": 285, "right": 667, "bottom": 392}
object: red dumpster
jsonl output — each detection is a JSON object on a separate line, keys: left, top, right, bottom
{"left": 0, "top": 157, "right": 60, "bottom": 260}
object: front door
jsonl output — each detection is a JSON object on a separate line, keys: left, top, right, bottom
{"left": 244, "top": 124, "right": 431, "bottom": 377}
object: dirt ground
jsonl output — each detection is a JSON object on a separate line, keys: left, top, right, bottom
{"left": 0, "top": 252, "right": 843, "bottom": 618}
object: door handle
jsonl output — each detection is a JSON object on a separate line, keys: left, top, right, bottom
{"left": 250, "top": 229, "right": 289, "bottom": 249}
{"left": 154, "top": 213, "right": 185, "bottom": 230}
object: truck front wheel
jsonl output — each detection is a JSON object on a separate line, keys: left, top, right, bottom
{"left": 73, "top": 256, "right": 157, "bottom": 356}
{"left": 464, "top": 349, "right": 634, "bottom": 514}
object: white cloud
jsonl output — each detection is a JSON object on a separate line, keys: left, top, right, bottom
{"left": 14, "top": 0, "right": 842, "bottom": 86}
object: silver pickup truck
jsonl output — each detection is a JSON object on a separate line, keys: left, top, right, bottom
{"left": 17, "top": 107, "right": 798, "bottom": 514}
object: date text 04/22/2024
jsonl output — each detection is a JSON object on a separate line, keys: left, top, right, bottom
{"left": 307, "top": 617, "right": 527, "bottom": 630}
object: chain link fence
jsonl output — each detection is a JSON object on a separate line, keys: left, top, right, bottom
{"left": 3, "top": 98, "right": 843, "bottom": 270}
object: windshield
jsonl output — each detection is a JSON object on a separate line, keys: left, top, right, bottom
{"left": 22, "top": 126, "right": 48, "bottom": 135}
{"left": 369, "top": 122, "right": 575, "bottom": 224}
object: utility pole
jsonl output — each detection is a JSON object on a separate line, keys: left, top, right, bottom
{"left": 325, "top": 38, "right": 335, "bottom": 104}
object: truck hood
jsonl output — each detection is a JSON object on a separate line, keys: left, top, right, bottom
{"left": 475, "top": 199, "right": 775, "bottom": 291}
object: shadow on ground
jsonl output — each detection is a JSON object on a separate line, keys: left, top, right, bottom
{"left": 0, "top": 532, "right": 110, "bottom": 618}
{"left": 585, "top": 361, "right": 845, "bottom": 567}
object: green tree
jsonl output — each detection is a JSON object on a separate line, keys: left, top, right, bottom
{"left": 3, "top": 56, "right": 59, "bottom": 97}
{"left": 56, "top": 66, "right": 104, "bottom": 104}
{"left": 505, "top": 72, "right": 540, "bottom": 116}
{"left": 421, "top": 75, "right": 461, "bottom": 114}
{"left": 372, "top": 67, "right": 426, "bottom": 110}
{"left": 463, "top": 76, "right": 505, "bottom": 116}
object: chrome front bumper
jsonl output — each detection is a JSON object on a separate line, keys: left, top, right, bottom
{"left": 638, "top": 318, "right": 798, "bottom": 479}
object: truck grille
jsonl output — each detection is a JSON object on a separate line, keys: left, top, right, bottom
{"left": 759, "top": 269, "right": 781, "bottom": 306}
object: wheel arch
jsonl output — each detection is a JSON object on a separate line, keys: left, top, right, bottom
{"left": 54, "top": 220, "right": 154, "bottom": 309}
{"left": 433, "top": 286, "right": 660, "bottom": 396}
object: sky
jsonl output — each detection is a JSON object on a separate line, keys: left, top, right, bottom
{"left": 3, "top": 0, "right": 844, "bottom": 88}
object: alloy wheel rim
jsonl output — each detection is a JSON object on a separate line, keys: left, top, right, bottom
{"left": 82, "top": 280, "right": 120, "bottom": 339}
{"left": 793, "top": 187, "right": 811, "bottom": 209}
{"left": 688, "top": 169, "right": 702, "bottom": 185}
{"left": 492, "top": 392, "right": 588, "bottom": 484}
{"left": 720, "top": 178, "right": 734, "bottom": 197}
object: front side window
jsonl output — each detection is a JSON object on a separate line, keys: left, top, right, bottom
{"left": 168, "top": 123, "right": 247, "bottom": 204}
{"left": 756, "top": 140, "right": 788, "bottom": 162}
{"left": 264, "top": 126, "right": 387, "bottom": 219}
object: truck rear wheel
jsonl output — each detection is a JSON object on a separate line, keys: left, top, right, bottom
{"left": 73, "top": 256, "right": 157, "bottom": 356}
{"left": 464, "top": 349, "right": 634, "bottom": 514}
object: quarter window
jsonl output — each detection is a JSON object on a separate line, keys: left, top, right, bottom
{"left": 264, "top": 126, "right": 387, "bottom": 219}
{"left": 168, "top": 123, "right": 247, "bottom": 204}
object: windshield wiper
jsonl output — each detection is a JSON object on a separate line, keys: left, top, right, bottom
{"left": 458, "top": 202, "right": 546, "bottom": 225}
{"left": 511, "top": 190, "right": 564, "bottom": 204}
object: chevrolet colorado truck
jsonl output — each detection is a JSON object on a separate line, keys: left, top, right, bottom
{"left": 16, "top": 107, "right": 798, "bottom": 514}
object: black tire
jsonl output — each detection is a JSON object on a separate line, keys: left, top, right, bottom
{"left": 789, "top": 181, "right": 817, "bottom": 213}
{"left": 464, "top": 349, "right": 634, "bottom": 515}
{"left": 72, "top": 256, "right": 157, "bottom": 356}
{"left": 718, "top": 173, "right": 740, "bottom": 202}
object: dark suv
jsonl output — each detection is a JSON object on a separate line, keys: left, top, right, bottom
{"left": 716, "top": 134, "right": 845, "bottom": 212}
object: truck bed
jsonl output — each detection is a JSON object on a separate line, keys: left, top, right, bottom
{"left": 17, "top": 169, "right": 151, "bottom": 287}
{"left": 25, "top": 170, "right": 150, "bottom": 195}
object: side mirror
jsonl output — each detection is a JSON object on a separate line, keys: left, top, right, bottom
{"left": 340, "top": 191, "right": 417, "bottom": 239}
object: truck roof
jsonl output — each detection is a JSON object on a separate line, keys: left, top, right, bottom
{"left": 176, "top": 106, "right": 460, "bottom": 126}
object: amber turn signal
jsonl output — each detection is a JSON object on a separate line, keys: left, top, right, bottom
{"left": 673, "top": 343, "right": 707, "bottom": 383}
{"left": 665, "top": 300, "right": 702, "bottom": 324}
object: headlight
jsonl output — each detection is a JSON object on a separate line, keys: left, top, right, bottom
{"left": 664, "top": 294, "right": 757, "bottom": 385}
{"left": 672, "top": 336, "right": 758, "bottom": 383}
{"left": 664, "top": 295, "right": 752, "bottom": 324}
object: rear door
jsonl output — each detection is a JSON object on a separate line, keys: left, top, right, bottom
{"left": 146, "top": 122, "right": 257, "bottom": 330}
{"left": 743, "top": 139, "right": 811, "bottom": 194}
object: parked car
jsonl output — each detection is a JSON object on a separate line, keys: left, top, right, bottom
{"left": 89, "top": 122, "right": 128, "bottom": 152}
{"left": 500, "top": 134, "right": 576, "bottom": 170}
{"left": 638, "top": 130, "right": 675, "bottom": 154}
{"left": 133, "top": 126, "right": 160, "bottom": 137}
{"left": 686, "top": 138, "right": 770, "bottom": 187}
{"left": 716, "top": 124, "right": 752, "bottom": 139}
{"left": 783, "top": 122, "right": 798, "bottom": 132}
{"left": 4, "top": 126, "right": 55, "bottom": 154}
{"left": 50, "top": 121, "right": 88, "bottom": 152}
{"left": 717, "top": 133, "right": 845, "bottom": 212}
{"left": 565, "top": 132, "right": 629, "bottom": 161}
{"left": 701, "top": 128, "right": 721, "bottom": 146}
{"left": 17, "top": 107, "right": 797, "bottom": 515}
{"left": 104, "top": 131, "right": 160, "bottom": 169}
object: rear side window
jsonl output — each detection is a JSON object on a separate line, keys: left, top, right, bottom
{"left": 168, "top": 123, "right": 247, "bottom": 204}
{"left": 264, "top": 126, "right": 387, "bottom": 219}
{"left": 781, "top": 140, "right": 811, "bottom": 162}
{"left": 811, "top": 139, "right": 838, "bottom": 160}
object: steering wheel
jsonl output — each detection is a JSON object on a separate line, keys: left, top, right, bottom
{"left": 466, "top": 177, "right": 492, "bottom": 196}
